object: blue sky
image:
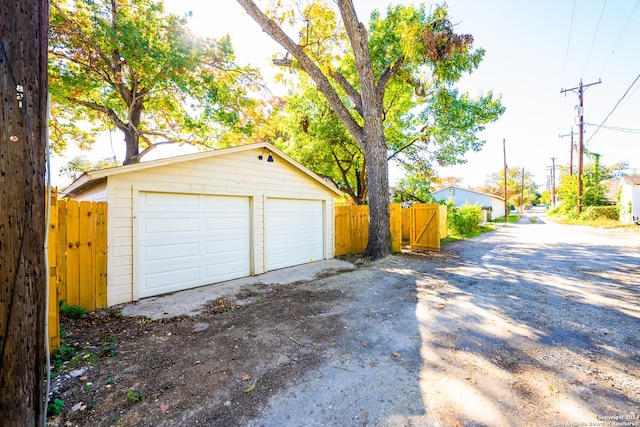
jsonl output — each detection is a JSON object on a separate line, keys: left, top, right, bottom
{"left": 52, "top": 1, "right": 640, "bottom": 191}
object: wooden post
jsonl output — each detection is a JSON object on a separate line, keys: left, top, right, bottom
{"left": 503, "top": 138, "right": 508, "bottom": 220}
{"left": 0, "top": 0, "right": 49, "bottom": 423}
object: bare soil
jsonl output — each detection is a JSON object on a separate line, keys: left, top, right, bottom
{"left": 47, "top": 209, "right": 640, "bottom": 426}
{"left": 48, "top": 286, "right": 345, "bottom": 426}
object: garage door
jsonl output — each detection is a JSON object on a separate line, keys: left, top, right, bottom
{"left": 266, "top": 199, "right": 323, "bottom": 270}
{"left": 137, "top": 192, "right": 250, "bottom": 298}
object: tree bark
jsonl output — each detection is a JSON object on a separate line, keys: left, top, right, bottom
{"left": 0, "top": 0, "right": 49, "bottom": 425}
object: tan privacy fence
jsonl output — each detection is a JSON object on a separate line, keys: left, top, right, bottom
{"left": 47, "top": 189, "right": 108, "bottom": 349}
{"left": 335, "top": 203, "right": 446, "bottom": 256}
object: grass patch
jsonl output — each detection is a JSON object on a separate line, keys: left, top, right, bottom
{"left": 443, "top": 224, "right": 497, "bottom": 242}
{"left": 491, "top": 214, "right": 520, "bottom": 223}
{"left": 547, "top": 214, "right": 636, "bottom": 228}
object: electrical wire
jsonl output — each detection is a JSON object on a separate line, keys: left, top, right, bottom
{"left": 599, "top": 0, "right": 640, "bottom": 76}
{"left": 582, "top": 0, "right": 608, "bottom": 77}
{"left": 586, "top": 123, "right": 640, "bottom": 135}
{"left": 586, "top": 73, "right": 640, "bottom": 144}
{"left": 560, "top": 0, "right": 577, "bottom": 87}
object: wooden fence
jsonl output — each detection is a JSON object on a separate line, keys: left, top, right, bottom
{"left": 47, "top": 189, "right": 107, "bottom": 349}
{"left": 335, "top": 203, "right": 445, "bottom": 256}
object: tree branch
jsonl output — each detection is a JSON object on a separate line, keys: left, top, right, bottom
{"left": 70, "top": 98, "right": 127, "bottom": 133}
{"left": 331, "top": 70, "right": 362, "bottom": 116}
{"left": 387, "top": 136, "right": 421, "bottom": 161}
{"left": 377, "top": 58, "right": 404, "bottom": 98}
{"left": 337, "top": 0, "right": 382, "bottom": 121}
{"left": 235, "top": 0, "right": 364, "bottom": 145}
{"left": 130, "top": 140, "right": 179, "bottom": 163}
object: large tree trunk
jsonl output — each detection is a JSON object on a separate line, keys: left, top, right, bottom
{"left": 123, "top": 126, "right": 140, "bottom": 165}
{"left": 123, "top": 103, "right": 143, "bottom": 165}
{"left": 0, "top": 0, "right": 49, "bottom": 425}
{"left": 362, "top": 120, "right": 389, "bottom": 260}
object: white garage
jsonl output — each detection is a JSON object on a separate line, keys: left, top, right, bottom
{"left": 63, "top": 143, "right": 342, "bottom": 306}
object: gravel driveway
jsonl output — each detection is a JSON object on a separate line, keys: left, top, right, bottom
{"left": 251, "top": 208, "right": 640, "bottom": 426}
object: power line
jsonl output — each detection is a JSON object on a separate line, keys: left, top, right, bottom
{"left": 585, "top": 123, "right": 640, "bottom": 135}
{"left": 600, "top": 0, "right": 640, "bottom": 76}
{"left": 586, "top": 73, "right": 640, "bottom": 145}
{"left": 560, "top": 0, "right": 577, "bottom": 87}
{"left": 582, "top": 0, "right": 608, "bottom": 76}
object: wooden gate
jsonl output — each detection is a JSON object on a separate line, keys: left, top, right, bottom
{"left": 411, "top": 204, "right": 440, "bottom": 251}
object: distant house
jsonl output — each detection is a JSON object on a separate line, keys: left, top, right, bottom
{"left": 619, "top": 175, "right": 640, "bottom": 224}
{"left": 431, "top": 185, "right": 505, "bottom": 220}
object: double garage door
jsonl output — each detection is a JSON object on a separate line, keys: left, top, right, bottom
{"left": 137, "top": 193, "right": 323, "bottom": 298}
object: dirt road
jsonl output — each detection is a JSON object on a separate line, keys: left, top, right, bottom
{"left": 49, "top": 209, "right": 640, "bottom": 426}
{"left": 250, "top": 209, "right": 640, "bottom": 426}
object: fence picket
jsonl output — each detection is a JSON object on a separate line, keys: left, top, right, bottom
{"left": 47, "top": 189, "right": 60, "bottom": 350}
{"left": 66, "top": 200, "right": 81, "bottom": 307}
{"left": 95, "top": 203, "right": 108, "bottom": 309}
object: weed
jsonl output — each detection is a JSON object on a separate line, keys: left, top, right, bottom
{"left": 106, "top": 378, "right": 115, "bottom": 385}
{"left": 254, "top": 297, "right": 262, "bottom": 303}
{"left": 47, "top": 398, "right": 64, "bottom": 416}
{"left": 51, "top": 345, "right": 76, "bottom": 371}
{"left": 83, "top": 350, "right": 97, "bottom": 364}
{"left": 103, "top": 344, "right": 117, "bottom": 357}
{"left": 59, "top": 302, "right": 86, "bottom": 320}
{"left": 126, "top": 389, "right": 145, "bottom": 403}
{"left": 529, "top": 217, "right": 538, "bottom": 224}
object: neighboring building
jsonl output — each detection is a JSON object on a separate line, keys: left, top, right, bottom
{"left": 63, "top": 142, "right": 342, "bottom": 305}
{"left": 431, "top": 185, "right": 505, "bottom": 220}
{"left": 602, "top": 177, "right": 622, "bottom": 205}
{"left": 619, "top": 175, "right": 640, "bottom": 224}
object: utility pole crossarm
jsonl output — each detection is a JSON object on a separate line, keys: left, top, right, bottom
{"left": 560, "top": 79, "right": 602, "bottom": 214}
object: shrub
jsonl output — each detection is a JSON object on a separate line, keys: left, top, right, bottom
{"left": 447, "top": 203, "right": 483, "bottom": 236}
{"left": 59, "top": 302, "right": 85, "bottom": 320}
{"left": 580, "top": 205, "right": 619, "bottom": 221}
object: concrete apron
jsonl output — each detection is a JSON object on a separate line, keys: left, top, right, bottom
{"left": 121, "top": 259, "right": 356, "bottom": 320}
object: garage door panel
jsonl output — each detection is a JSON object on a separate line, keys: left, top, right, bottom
{"left": 145, "top": 267, "right": 201, "bottom": 290}
{"left": 138, "top": 193, "right": 250, "bottom": 298}
{"left": 266, "top": 199, "right": 324, "bottom": 270}
{"left": 143, "top": 216, "right": 201, "bottom": 235}
{"left": 144, "top": 242, "right": 200, "bottom": 262}
{"left": 142, "top": 192, "right": 200, "bottom": 211}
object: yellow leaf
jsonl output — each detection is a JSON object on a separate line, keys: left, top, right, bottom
{"left": 243, "top": 383, "right": 255, "bottom": 393}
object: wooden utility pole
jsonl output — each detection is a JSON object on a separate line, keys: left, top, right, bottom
{"left": 549, "top": 157, "right": 557, "bottom": 208}
{"left": 503, "top": 138, "right": 508, "bottom": 220}
{"left": 520, "top": 167, "right": 525, "bottom": 213}
{"left": 0, "top": 0, "right": 49, "bottom": 425}
{"left": 559, "top": 128, "right": 575, "bottom": 176}
{"left": 561, "top": 79, "right": 601, "bottom": 213}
